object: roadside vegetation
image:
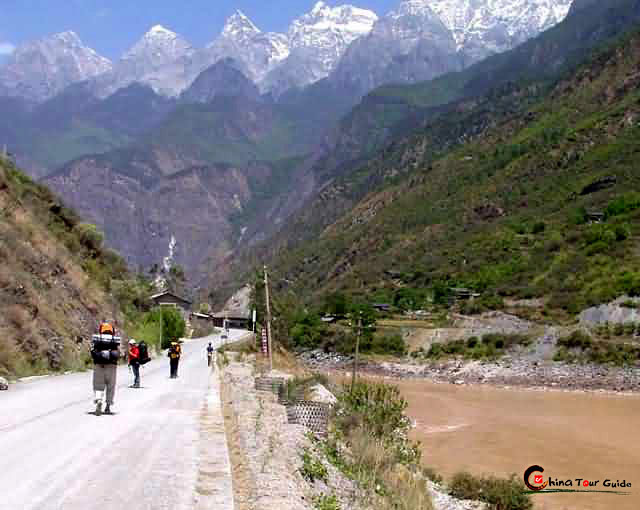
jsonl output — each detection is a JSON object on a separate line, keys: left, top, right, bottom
{"left": 449, "top": 472, "right": 532, "bottom": 510}
{"left": 305, "top": 379, "right": 534, "bottom": 510}
{"left": 321, "top": 381, "right": 432, "bottom": 510}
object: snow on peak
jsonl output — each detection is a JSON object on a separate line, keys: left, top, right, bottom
{"left": 222, "top": 10, "right": 262, "bottom": 40}
{"left": 289, "top": 2, "right": 377, "bottom": 50}
{"left": 0, "top": 30, "right": 112, "bottom": 101}
{"left": 266, "top": 2, "right": 377, "bottom": 90}
{"left": 124, "top": 24, "right": 192, "bottom": 61}
{"left": 427, "top": 0, "right": 572, "bottom": 53}
{"left": 52, "top": 31, "right": 83, "bottom": 44}
{"left": 147, "top": 25, "right": 177, "bottom": 37}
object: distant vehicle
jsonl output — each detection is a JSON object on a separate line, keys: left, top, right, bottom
{"left": 221, "top": 333, "right": 228, "bottom": 340}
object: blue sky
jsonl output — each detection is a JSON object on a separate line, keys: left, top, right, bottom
{"left": 0, "top": 0, "right": 399, "bottom": 59}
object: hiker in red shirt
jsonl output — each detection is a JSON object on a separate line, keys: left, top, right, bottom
{"left": 128, "top": 340, "right": 141, "bottom": 388}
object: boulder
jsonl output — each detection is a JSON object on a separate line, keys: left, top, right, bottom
{"left": 0, "top": 376, "right": 8, "bottom": 390}
{"left": 308, "top": 383, "right": 337, "bottom": 405}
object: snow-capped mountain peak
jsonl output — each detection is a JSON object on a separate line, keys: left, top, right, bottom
{"left": 124, "top": 25, "right": 192, "bottom": 61}
{"left": 289, "top": 2, "right": 378, "bottom": 46}
{"left": 221, "top": 10, "right": 262, "bottom": 41}
{"left": 0, "top": 31, "right": 112, "bottom": 101}
{"left": 427, "top": 0, "right": 573, "bottom": 56}
{"left": 147, "top": 25, "right": 177, "bottom": 38}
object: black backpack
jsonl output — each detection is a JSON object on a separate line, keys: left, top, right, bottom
{"left": 138, "top": 341, "right": 151, "bottom": 365}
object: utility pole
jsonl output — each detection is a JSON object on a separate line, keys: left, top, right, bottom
{"left": 264, "top": 265, "right": 273, "bottom": 373}
{"left": 351, "top": 311, "right": 362, "bottom": 392}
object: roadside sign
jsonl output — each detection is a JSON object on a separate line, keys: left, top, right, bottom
{"left": 261, "top": 327, "right": 268, "bottom": 355}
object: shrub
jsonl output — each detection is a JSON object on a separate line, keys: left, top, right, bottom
{"left": 557, "top": 330, "right": 593, "bottom": 350}
{"left": 300, "top": 449, "right": 328, "bottom": 483}
{"left": 449, "top": 472, "right": 483, "bottom": 501}
{"left": 338, "top": 382, "right": 412, "bottom": 442}
{"left": 73, "top": 223, "right": 104, "bottom": 252}
{"left": 605, "top": 192, "right": 640, "bottom": 219}
{"left": 371, "top": 334, "right": 408, "bottom": 356}
{"left": 330, "top": 380, "right": 433, "bottom": 510}
{"left": 449, "top": 472, "right": 532, "bottom": 510}
{"left": 531, "top": 222, "right": 546, "bottom": 234}
{"left": 313, "top": 495, "right": 340, "bottom": 510}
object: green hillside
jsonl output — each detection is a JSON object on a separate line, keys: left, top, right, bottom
{"left": 331, "top": 0, "right": 640, "bottom": 167}
{"left": 0, "top": 158, "right": 152, "bottom": 377}
{"left": 266, "top": 28, "right": 640, "bottom": 320}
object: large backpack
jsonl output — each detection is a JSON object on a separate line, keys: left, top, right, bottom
{"left": 138, "top": 341, "right": 151, "bottom": 365}
{"left": 169, "top": 343, "right": 181, "bottom": 359}
{"left": 99, "top": 322, "right": 115, "bottom": 336}
{"left": 91, "top": 335, "right": 120, "bottom": 365}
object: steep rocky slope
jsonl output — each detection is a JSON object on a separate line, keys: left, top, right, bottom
{"left": 0, "top": 159, "right": 126, "bottom": 377}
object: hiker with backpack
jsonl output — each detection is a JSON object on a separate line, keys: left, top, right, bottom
{"left": 168, "top": 341, "right": 182, "bottom": 379}
{"left": 128, "top": 340, "right": 141, "bottom": 388}
{"left": 91, "top": 322, "right": 120, "bottom": 415}
{"left": 207, "top": 342, "right": 214, "bottom": 367}
{"left": 128, "top": 339, "right": 151, "bottom": 388}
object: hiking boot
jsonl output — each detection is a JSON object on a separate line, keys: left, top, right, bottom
{"left": 95, "top": 401, "right": 103, "bottom": 416}
{"left": 105, "top": 404, "right": 112, "bottom": 415}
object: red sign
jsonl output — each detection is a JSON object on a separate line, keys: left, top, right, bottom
{"left": 261, "top": 328, "right": 268, "bottom": 355}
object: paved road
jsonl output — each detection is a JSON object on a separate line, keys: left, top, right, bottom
{"left": 0, "top": 329, "right": 249, "bottom": 510}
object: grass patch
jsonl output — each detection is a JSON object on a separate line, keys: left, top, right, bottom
{"left": 449, "top": 472, "right": 532, "bottom": 510}
{"left": 322, "top": 381, "right": 433, "bottom": 510}
{"left": 300, "top": 448, "right": 328, "bottom": 483}
{"left": 416, "top": 333, "right": 531, "bottom": 361}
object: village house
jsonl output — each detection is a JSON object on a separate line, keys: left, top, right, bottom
{"left": 150, "top": 291, "right": 192, "bottom": 320}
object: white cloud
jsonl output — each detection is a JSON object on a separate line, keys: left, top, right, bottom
{"left": 0, "top": 42, "right": 15, "bottom": 55}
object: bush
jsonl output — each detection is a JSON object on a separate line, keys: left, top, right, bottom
{"left": 426, "top": 334, "right": 530, "bottom": 361}
{"left": 531, "top": 222, "right": 546, "bottom": 234}
{"left": 300, "top": 449, "right": 328, "bottom": 483}
{"left": 449, "top": 472, "right": 483, "bottom": 500}
{"left": 338, "top": 382, "right": 413, "bottom": 444}
{"left": 449, "top": 472, "right": 532, "bottom": 510}
{"left": 290, "top": 312, "right": 328, "bottom": 350}
{"left": 313, "top": 495, "right": 340, "bottom": 510}
{"left": 331, "top": 380, "right": 432, "bottom": 510}
{"left": 370, "top": 334, "right": 408, "bottom": 356}
{"left": 73, "top": 223, "right": 104, "bottom": 252}
{"left": 557, "top": 330, "right": 593, "bottom": 350}
{"left": 605, "top": 192, "right": 640, "bottom": 219}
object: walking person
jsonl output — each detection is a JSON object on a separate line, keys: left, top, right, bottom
{"left": 91, "top": 323, "right": 120, "bottom": 415}
{"left": 168, "top": 341, "right": 182, "bottom": 379}
{"left": 207, "top": 342, "right": 214, "bottom": 367}
{"left": 128, "top": 339, "right": 141, "bottom": 388}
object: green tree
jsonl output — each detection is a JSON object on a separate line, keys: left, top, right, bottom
{"left": 148, "top": 307, "right": 186, "bottom": 349}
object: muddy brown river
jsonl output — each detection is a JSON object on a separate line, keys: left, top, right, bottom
{"left": 395, "top": 380, "right": 640, "bottom": 510}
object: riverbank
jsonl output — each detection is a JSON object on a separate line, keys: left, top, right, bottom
{"left": 219, "top": 353, "right": 488, "bottom": 510}
{"left": 299, "top": 350, "right": 640, "bottom": 393}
